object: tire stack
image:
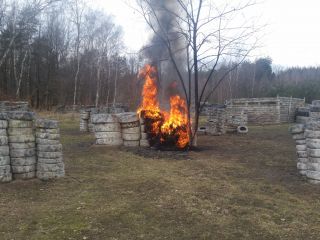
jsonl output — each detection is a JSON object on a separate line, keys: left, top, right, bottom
{"left": 0, "top": 113, "right": 11, "bottom": 183}
{"left": 305, "top": 121, "right": 320, "bottom": 184}
{"left": 296, "top": 107, "right": 310, "bottom": 124}
{"left": 118, "top": 112, "right": 141, "bottom": 147}
{"left": 206, "top": 108, "right": 226, "bottom": 135}
{"left": 35, "top": 119, "right": 65, "bottom": 180}
{"left": 139, "top": 117, "right": 149, "bottom": 147}
{"left": 80, "top": 109, "right": 90, "bottom": 132}
{"left": 91, "top": 114, "right": 123, "bottom": 146}
{"left": 289, "top": 124, "right": 308, "bottom": 175}
{"left": 7, "top": 111, "right": 36, "bottom": 180}
{"left": 310, "top": 101, "right": 320, "bottom": 120}
{"left": 225, "top": 110, "right": 248, "bottom": 134}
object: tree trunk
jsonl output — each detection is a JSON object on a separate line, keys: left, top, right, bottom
{"left": 16, "top": 50, "right": 29, "bottom": 98}
{"left": 113, "top": 61, "right": 118, "bottom": 106}
{"left": 95, "top": 57, "right": 102, "bottom": 107}
{"left": 192, "top": 29, "right": 199, "bottom": 147}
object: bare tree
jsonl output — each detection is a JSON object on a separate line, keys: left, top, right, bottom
{"left": 70, "top": 0, "right": 85, "bottom": 108}
{"left": 136, "top": 0, "right": 260, "bottom": 145}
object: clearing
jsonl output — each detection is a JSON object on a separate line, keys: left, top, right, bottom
{"left": 0, "top": 114, "right": 320, "bottom": 240}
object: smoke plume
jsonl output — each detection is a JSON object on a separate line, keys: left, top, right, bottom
{"left": 141, "top": 0, "right": 187, "bottom": 107}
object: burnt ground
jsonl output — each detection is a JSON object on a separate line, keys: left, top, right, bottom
{"left": 0, "top": 114, "right": 320, "bottom": 240}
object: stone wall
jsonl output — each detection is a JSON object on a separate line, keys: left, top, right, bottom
{"left": 91, "top": 112, "right": 150, "bottom": 148}
{"left": 225, "top": 97, "right": 305, "bottom": 125}
{"left": 289, "top": 100, "right": 320, "bottom": 184}
{"left": 205, "top": 107, "right": 248, "bottom": 135}
{"left": 79, "top": 104, "right": 128, "bottom": 133}
{"left": 0, "top": 110, "right": 64, "bottom": 183}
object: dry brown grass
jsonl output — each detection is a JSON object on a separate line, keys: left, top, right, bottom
{"left": 0, "top": 117, "right": 320, "bottom": 240}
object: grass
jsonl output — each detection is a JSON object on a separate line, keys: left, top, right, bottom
{"left": 0, "top": 116, "right": 320, "bottom": 240}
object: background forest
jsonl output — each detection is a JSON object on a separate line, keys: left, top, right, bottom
{"left": 0, "top": 0, "right": 319, "bottom": 110}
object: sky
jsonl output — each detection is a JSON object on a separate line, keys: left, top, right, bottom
{"left": 94, "top": 0, "right": 320, "bottom": 67}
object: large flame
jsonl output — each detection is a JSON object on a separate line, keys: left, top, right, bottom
{"left": 137, "top": 64, "right": 190, "bottom": 149}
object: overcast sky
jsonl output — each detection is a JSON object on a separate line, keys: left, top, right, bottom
{"left": 94, "top": 0, "right": 320, "bottom": 67}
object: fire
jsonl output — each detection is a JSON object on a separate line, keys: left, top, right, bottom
{"left": 137, "top": 64, "right": 162, "bottom": 134}
{"left": 137, "top": 64, "right": 190, "bottom": 149}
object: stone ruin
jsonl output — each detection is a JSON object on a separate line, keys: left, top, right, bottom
{"left": 79, "top": 104, "right": 129, "bottom": 133}
{"left": 202, "top": 97, "right": 306, "bottom": 136}
{"left": 295, "top": 101, "right": 320, "bottom": 124}
{"left": 289, "top": 100, "right": 320, "bottom": 184}
{"left": 203, "top": 106, "right": 248, "bottom": 136}
{"left": 89, "top": 112, "right": 149, "bottom": 148}
{"left": 0, "top": 104, "right": 65, "bottom": 183}
{"left": 225, "top": 97, "right": 305, "bottom": 125}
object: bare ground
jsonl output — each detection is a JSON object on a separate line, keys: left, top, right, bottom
{"left": 0, "top": 115, "right": 320, "bottom": 240}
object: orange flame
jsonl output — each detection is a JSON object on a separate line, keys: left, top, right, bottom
{"left": 137, "top": 64, "right": 190, "bottom": 148}
{"left": 137, "top": 64, "right": 162, "bottom": 134}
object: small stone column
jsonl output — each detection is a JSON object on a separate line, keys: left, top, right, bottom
{"left": 0, "top": 113, "right": 11, "bottom": 183}
{"left": 8, "top": 111, "right": 36, "bottom": 180}
{"left": 139, "top": 117, "right": 150, "bottom": 147}
{"left": 289, "top": 124, "right": 308, "bottom": 175}
{"left": 35, "top": 119, "right": 65, "bottom": 180}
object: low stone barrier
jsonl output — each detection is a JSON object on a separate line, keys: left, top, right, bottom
{"left": 91, "top": 112, "right": 151, "bottom": 148}
{"left": 91, "top": 114, "right": 123, "bottom": 146}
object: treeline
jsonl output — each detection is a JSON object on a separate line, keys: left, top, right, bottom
{"left": 206, "top": 58, "right": 320, "bottom": 104}
{"left": 0, "top": 1, "right": 319, "bottom": 109}
{"left": 0, "top": 0, "right": 141, "bottom": 110}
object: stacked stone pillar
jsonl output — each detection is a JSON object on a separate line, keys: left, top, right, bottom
{"left": 8, "top": 112, "right": 36, "bottom": 180}
{"left": 0, "top": 113, "right": 11, "bottom": 183}
{"left": 310, "top": 101, "right": 320, "bottom": 120}
{"left": 304, "top": 122, "right": 320, "bottom": 183}
{"left": 289, "top": 124, "right": 308, "bottom": 175}
{"left": 296, "top": 107, "right": 310, "bottom": 124}
{"left": 91, "top": 114, "right": 123, "bottom": 146}
{"left": 118, "top": 112, "right": 141, "bottom": 147}
{"left": 139, "top": 117, "right": 149, "bottom": 147}
{"left": 206, "top": 108, "right": 226, "bottom": 135}
{"left": 80, "top": 109, "right": 90, "bottom": 132}
{"left": 35, "top": 119, "right": 65, "bottom": 180}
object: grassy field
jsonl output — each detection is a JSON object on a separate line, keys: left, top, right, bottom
{"left": 1, "top": 115, "right": 320, "bottom": 240}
